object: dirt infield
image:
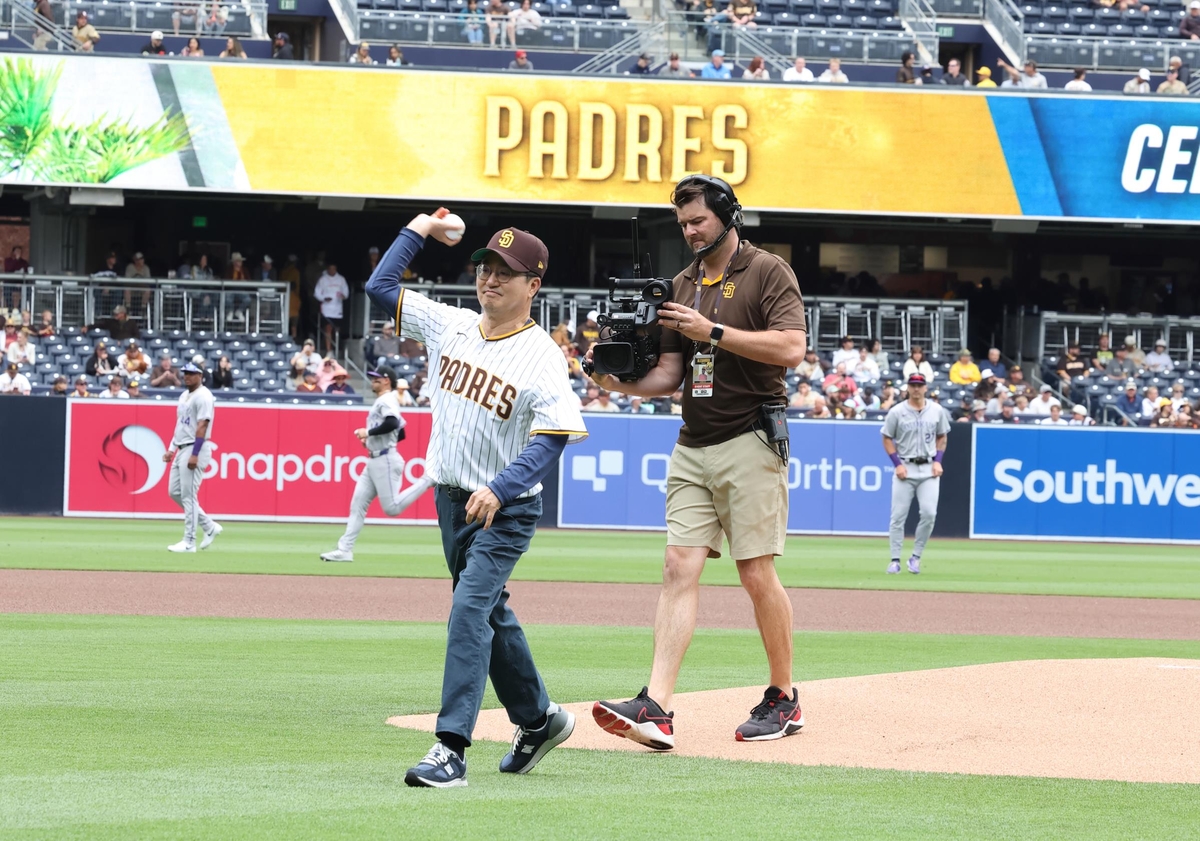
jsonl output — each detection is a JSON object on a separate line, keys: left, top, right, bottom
{"left": 4, "top": 568, "right": 1200, "bottom": 639}
{"left": 388, "top": 658, "right": 1200, "bottom": 784}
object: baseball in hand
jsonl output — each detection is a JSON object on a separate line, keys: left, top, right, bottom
{"left": 442, "top": 213, "right": 465, "bottom": 242}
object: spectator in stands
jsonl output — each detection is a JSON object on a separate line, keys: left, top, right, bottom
{"left": 919, "top": 65, "right": 935, "bottom": 85}
{"left": 125, "top": 252, "right": 150, "bottom": 280}
{"left": 316, "top": 357, "right": 342, "bottom": 392}
{"left": 1181, "top": 0, "right": 1200, "bottom": 39}
{"left": 982, "top": 347, "right": 1005, "bottom": 381}
{"left": 627, "top": 396, "right": 654, "bottom": 414}
{"left": 211, "top": 355, "right": 234, "bottom": 390}
{"left": 1067, "top": 405, "right": 1093, "bottom": 426}
{"left": 507, "top": 0, "right": 542, "bottom": 44}
{"left": 574, "top": 310, "right": 600, "bottom": 354}
{"left": 326, "top": 371, "right": 355, "bottom": 395}
{"left": 660, "top": 52, "right": 693, "bottom": 77}
{"left": 1116, "top": 380, "right": 1140, "bottom": 416}
{"left": 387, "top": 46, "right": 412, "bottom": 66}
{"left": 1123, "top": 335, "right": 1146, "bottom": 367}
{"left": 701, "top": 49, "right": 733, "bottom": 79}
{"left": 1106, "top": 344, "right": 1139, "bottom": 378}
{"left": 902, "top": 345, "right": 934, "bottom": 382}
{"left": 1169, "top": 55, "right": 1190, "bottom": 84}
{"left": 1158, "top": 66, "right": 1188, "bottom": 95}
{"left": 998, "top": 58, "right": 1047, "bottom": 89}
{"left": 254, "top": 255, "right": 276, "bottom": 282}
{"left": 172, "top": 1, "right": 199, "bottom": 36}
{"left": 297, "top": 370, "right": 321, "bottom": 393}
{"left": 395, "top": 378, "right": 416, "bottom": 407}
{"left": 949, "top": 349, "right": 981, "bottom": 385}
{"left": 1175, "top": 403, "right": 1196, "bottom": 428}
{"left": 897, "top": 51, "right": 917, "bottom": 84}
{"left": 371, "top": 321, "right": 402, "bottom": 365}
{"left": 119, "top": 340, "right": 149, "bottom": 376}
{"left": 867, "top": 339, "right": 889, "bottom": 372}
{"left": 831, "top": 335, "right": 858, "bottom": 370}
{"left": 50, "top": 375, "right": 68, "bottom": 395}
{"left": 878, "top": 381, "right": 898, "bottom": 411}
{"left": 2, "top": 318, "right": 18, "bottom": 350}
{"left": 461, "top": 0, "right": 486, "bottom": 44}
{"left": 1039, "top": 404, "right": 1069, "bottom": 426}
{"left": 5, "top": 331, "right": 34, "bottom": 368}
{"left": 182, "top": 37, "right": 205, "bottom": 57}
{"left": 956, "top": 400, "right": 987, "bottom": 424}
{"left": 221, "top": 36, "right": 248, "bottom": 59}
{"left": 141, "top": 31, "right": 167, "bottom": 55}
{"left": 315, "top": 264, "right": 349, "bottom": 355}
{"left": 993, "top": 400, "right": 1019, "bottom": 423}
{"left": 125, "top": 379, "right": 146, "bottom": 399}
{"left": 1170, "top": 383, "right": 1189, "bottom": 412}
{"left": 1144, "top": 339, "right": 1174, "bottom": 372}
{"left": 0, "top": 361, "right": 31, "bottom": 395}
{"left": 150, "top": 352, "right": 182, "bottom": 388}
{"left": 98, "top": 375, "right": 128, "bottom": 400}
{"left": 35, "top": 310, "right": 55, "bottom": 338}
{"left": 88, "top": 305, "right": 140, "bottom": 342}
{"left": 584, "top": 388, "right": 621, "bottom": 413}
{"left": 818, "top": 58, "right": 849, "bottom": 83}
{"left": 809, "top": 395, "right": 832, "bottom": 418}
{"left": 509, "top": 50, "right": 534, "bottom": 71}
{"left": 203, "top": 1, "right": 228, "bottom": 34}
{"left": 823, "top": 362, "right": 857, "bottom": 395}
{"left": 1124, "top": 68, "right": 1152, "bottom": 94}
{"left": 1153, "top": 402, "right": 1175, "bottom": 428}
{"left": 86, "top": 343, "right": 114, "bottom": 377}
{"left": 743, "top": 56, "right": 770, "bottom": 81}
{"left": 272, "top": 32, "right": 293, "bottom": 60}
{"left": 349, "top": 42, "right": 375, "bottom": 65}
{"left": 1056, "top": 342, "right": 1089, "bottom": 381}
{"left": 783, "top": 57, "right": 813, "bottom": 82}
{"left": 1091, "top": 333, "right": 1112, "bottom": 370}
{"left": 191, "top": 253, "right": 214, "bottom": 281}
{"left": 729, "top": 0, "right": 758, "bottom": 28}
{"left": 1064, "top": 68, "right": 1091, "bottom": 92}
{"left": 796, "top": 348, "right": 824, "bottom": 381}
{"left": 629, "top": 53, "right": 654, "bottom": 75}
{"left": 72, "top": 10, "right": 100, "bottom": 51}
{"left": 290, "top": 339, "right": 320, "bottom": 383}
{"left": 859, "top": 385, "right": 881, "bottom": 410}
{"left": 1141, "top": 385, "right": 1161, "bottom": 417}
{"left": 940, "top": 58, "right": 969, "bottom": 86}
{"left": 975, "top": 66, "right": 996, "bottom": 87}
{"left": 32, "top": 0, "right": 54, "bottom": 51}
{"left": 69, "top": 376, "right": 91, "bottom": 398}
{"left": 852, "top": 346, "right": 879, "bottom": 383}
{"left": 486, "top": 0, "right": 508, "bottom": 46}
{"left": 4, "top": 246, "right": 28, "bottom": 274}
{"left": 1028, "top": 383, "right": 1061, "bottom": 416}
{"left": 790, "top": 379, "right": 817, "bottom": 410}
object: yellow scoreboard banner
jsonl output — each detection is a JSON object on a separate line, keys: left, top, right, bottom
{"left": 5, "top": 55, "right": 1200, "bottom": 222}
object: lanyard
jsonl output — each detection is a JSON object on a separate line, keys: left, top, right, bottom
{"left": 691, "top": 243, "right": 741, "bottom": 339}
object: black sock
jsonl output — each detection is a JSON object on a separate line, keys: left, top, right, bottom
{"left": 437, "top": 732, "right": 468, "bottom": 758}
{"left": 527, "top": 713, "right": 548, "bottom": 730}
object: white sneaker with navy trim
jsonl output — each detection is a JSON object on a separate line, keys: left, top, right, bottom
{"left": 404, "top": 742, "right": 467, "bottom": 788}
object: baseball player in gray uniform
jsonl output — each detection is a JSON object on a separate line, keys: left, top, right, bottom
{"left": 165, "top": 362, "right": 222, "bottom": 553}
{"left": 319, "top": 365, "right": 435, "bottom": 562}
{"left": 881, "top": 372, "right": 950, "bottom": 574}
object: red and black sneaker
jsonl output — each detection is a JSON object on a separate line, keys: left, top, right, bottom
{"left": 592, "top": 687, "right": 675, "bottom": 751}
{"left": 735, "top": 686, "right": 804, "bottom": 742}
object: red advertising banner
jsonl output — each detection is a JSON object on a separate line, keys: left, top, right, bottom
{"left": 64, "top": 401, "right": 437, "bottom": 522}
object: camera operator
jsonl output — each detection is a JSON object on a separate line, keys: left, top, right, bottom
{"left": 589, "top": 175, "right": 807, "bottom": 748}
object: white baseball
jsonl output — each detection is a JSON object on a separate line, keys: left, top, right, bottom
{"left": 442, "top": 213, "right": 466, "bottom": 242}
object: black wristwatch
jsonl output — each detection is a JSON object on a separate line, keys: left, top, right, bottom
{"left": 709, "top": 323, "right": 725, "bottom": 348}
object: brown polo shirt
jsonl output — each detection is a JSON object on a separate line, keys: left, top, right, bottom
{"left": 660, "top": 242, "right": 806, "bottom": 448}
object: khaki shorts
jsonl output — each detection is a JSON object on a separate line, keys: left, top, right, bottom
{"left": 665, "top": 431, "right": 788, "bottom": 560}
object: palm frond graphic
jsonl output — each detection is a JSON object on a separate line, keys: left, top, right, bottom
{"left": 0, "top": 57, "right": 61, "bottom": 175}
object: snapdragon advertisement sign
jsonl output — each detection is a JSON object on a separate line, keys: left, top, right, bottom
{"left": 558, "top": 416, "right": 892, "bottom": 535}
{"left": 970, "top": 425, "right": 1200, "bottom": 544}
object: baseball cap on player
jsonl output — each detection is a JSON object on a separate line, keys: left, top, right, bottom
{"left": 471, "top": 229, "right": 549, "bottom": 277}
{"left": 906, "top": 373, "right": 928, "bottom": 385}
{"left": 367, "top": 366, "right": 398, "bottom": 388}
{"left": 180, "top": 361, "right": 203, "bottom": 374}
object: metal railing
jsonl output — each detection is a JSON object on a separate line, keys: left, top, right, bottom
{"left": 898, "top": 0, "right": 939, "bottom": 65}
{"left": 1026, "top": 34, "right": 1200, "bottom": 72}
{"left": 0, "top": 274, "right": 290, "bottom": 335}
{"left": 357, "top": 10, "right": 638, "bottom": 51}
{"left": 573, "top": 19, "right": 664, "bottom": 73}
{"left": 3, "top": 0, "right": 78, "bottom": 51}
{"left": 1003, "top": 308, "right": 1200, "bottom": 364}
{"left": 927, "top": 0, "right": 982, "bottom": 17}
{"left": 708, "top": 24, "right": 933, "bottom": 65}
{"left": 983, "top": 0, "right": 1025, "bottom": 63}
{"left": 48, "top": 0, "right": 269, "bottom": 39}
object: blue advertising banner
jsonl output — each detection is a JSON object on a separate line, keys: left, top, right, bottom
{"left": 970, "top": 426, "right": 1200, "bottom": 545}
{"left": 558, "top": 416, "right": 893, "bottom": 535}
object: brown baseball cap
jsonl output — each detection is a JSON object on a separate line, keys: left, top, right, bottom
{"left": 471, "top": 228, "right": 549, "bottom": 277}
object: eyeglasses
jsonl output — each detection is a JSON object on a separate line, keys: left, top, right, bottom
{"left": 476, "top": 263, "right": 526, "bottom": 284}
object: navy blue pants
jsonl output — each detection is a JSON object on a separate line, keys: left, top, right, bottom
{"left": 434, "top": 486, "right": 549, "bottom": 747}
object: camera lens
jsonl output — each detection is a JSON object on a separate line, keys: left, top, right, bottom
{"left": 642, "top": 279, "right": 672, "bottom": 305}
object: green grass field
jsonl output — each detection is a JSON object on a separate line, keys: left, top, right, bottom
{"left": 4, "top": 517, "right": 1200, "bottom": 598}
{"left": 3, "top": 518, "right": 1198, "bottom": 839}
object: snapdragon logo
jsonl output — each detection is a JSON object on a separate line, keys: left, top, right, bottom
{"left": 993, "top": 458, "right": 1200, "bottom": 507}
{"left": 571, "top": 451, "right": 624, "bottom": 492}
{"left": 200, "top": 444, "right": 426, "bottom": 492}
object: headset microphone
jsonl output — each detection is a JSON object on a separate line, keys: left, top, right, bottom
{"left": 675, "top": 175, "right": 743, "bottom": 260}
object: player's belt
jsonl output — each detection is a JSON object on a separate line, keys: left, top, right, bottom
{"left": 439, "top": 486, "right": 473, "bottom": 503}
{"left": 369, "top": 449, "right": 391, "bottom": 459}
{"left": 905, "top": 457, "right": 930, "bottom": 465}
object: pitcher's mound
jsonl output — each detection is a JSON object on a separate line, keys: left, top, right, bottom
{"left": 387, "top": 658, "right": 1200, "bottom": 783}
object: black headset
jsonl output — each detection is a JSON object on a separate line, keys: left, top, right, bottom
{"left": 673, "top": 175, "right": 743, "bottom": 258}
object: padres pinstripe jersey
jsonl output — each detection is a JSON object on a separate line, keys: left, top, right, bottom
{"left": 172, "top": 386, "right": 215, "bottom": 448}
{"left": 881, "top": 400, "right": 950, "bottom": 459}
{"left": 397, "top": 289, "right": 587, "bottom": 496}
{"left": 365, "top": 391, "right": 405, "bottom": 452}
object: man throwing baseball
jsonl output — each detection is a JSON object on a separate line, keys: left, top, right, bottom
{"left": 882, "top": 373, "right": 950, "bottom": 574}
{"left": 165, "top": 362, "right": 222, "bottom": 553}
{"left": 365, "top": 209, "right": 587, "bottom": 788}
{"left": 319, "top": 365, "right": 435, "bottom": 562}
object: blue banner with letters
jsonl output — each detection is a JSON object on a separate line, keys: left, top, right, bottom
{"left": 971, "top": 425, "right": 1200, "bottom": 544}
{"left": 558, "top": 416, "right": 893, "bottom": 535}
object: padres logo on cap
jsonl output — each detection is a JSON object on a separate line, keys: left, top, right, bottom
{"left": 498, "top": 230, "right": 515, "bottom": 248}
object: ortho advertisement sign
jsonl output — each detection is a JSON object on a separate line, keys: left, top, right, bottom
{"left": 558, "top": 416, "right": 893, "bottom": 535}
{"left": 970, "top": 425, "right": 1200, "bottom": 545}
{"left": 63, "top": 401, "right": 436, "bottom": 522}
{"left": 6, "top": 54, "right": 1200, "bottom": 224}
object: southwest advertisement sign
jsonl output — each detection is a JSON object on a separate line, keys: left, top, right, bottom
{"left": 6, "top": 54, "right": 1200, "bottom": 224}
{"left": 559, "top": 415, "right": 892, "bottom": 535}
{"left": 971, "top": 425, "right": 1200, "bottom": 545}
{"left": 63, "top": 401, "right": 436, "bottom": 523}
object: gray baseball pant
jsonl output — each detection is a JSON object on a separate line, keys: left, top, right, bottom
{"left": 889, "top": 467, "right": 940, "bottom": 559}
{"left": 337, "top": 451, "right": 434, "bottom": 551}
{"left": 169, "top": 445, "right": 215, "bottom": 546}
